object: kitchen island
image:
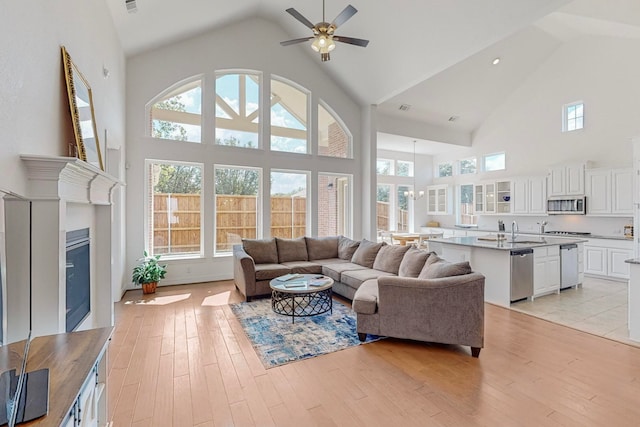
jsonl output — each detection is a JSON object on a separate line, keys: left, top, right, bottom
{"left": 429, "top": 235, "right": 586, "bottom": 307}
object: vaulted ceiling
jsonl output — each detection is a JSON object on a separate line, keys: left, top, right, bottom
{"left": 105, "top": 0, "right": 640, "bottom": 153}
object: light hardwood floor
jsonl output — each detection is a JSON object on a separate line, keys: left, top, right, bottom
{"left": 108, "top": 280, "right": 640, "bottom": 426}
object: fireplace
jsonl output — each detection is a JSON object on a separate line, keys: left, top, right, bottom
{"left": 66, "top": 228, "right": 90, "bottom": 332}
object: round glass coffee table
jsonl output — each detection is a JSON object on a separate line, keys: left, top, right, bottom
{"left": 269, "top": 274, "right": 334, "bottom": 323}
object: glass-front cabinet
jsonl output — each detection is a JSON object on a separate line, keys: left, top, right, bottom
{"left": 496, "top": 180, "right": 512, "bottom": 214}
{"left": 427, "top": 185, "right": 449, "bottom": 215}
{"left": 474, "top": 184, "right": 484, "bottom": 213}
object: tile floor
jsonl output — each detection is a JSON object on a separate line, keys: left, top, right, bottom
{"left": 510, "top": 276, "right": 639, "bottom": 348}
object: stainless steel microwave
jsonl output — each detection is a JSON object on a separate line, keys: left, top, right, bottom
{"left": 547, "top": 196, "right": 586, "bottom": 215}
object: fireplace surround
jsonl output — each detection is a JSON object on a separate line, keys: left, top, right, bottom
{"left": 3, "top": 156, "right": 120, "bottom": 342}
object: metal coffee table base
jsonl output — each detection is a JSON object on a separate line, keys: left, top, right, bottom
{"left": 271, "top": 288, "right": 333, "bottom": 323}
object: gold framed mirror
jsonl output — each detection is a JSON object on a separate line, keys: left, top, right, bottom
{"left": 61, "top": 46, "right": 104, "bottom": 171}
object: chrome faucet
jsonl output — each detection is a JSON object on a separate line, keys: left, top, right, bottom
{"left": 537, "top": 220, "right": 548, "bottom": 235}
{"left": 511, "top": 221, "right": 518, "bottom": 241}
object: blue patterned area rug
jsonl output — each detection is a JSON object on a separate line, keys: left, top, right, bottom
{"left": 230, "top": 298, "right": 380, "bottom": 369}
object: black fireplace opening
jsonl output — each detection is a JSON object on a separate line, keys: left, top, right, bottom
{"left": 66, "top": 228, "right": 90, "bottom": 332}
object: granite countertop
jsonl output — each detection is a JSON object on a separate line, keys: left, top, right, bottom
{"left": 429, "top": 235, "right": 588, "bottom": 251}
{"left": 431, "top": 226, "right": 632, "bottom": 242}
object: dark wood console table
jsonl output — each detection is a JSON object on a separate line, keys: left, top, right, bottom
{"left": 0, "top": 327, "right": 113, "bottom": 426}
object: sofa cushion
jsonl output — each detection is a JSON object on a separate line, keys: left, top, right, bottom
{"left": 372, "top": 244, "right": 410, "bottom": 274}
{"left": 276, "top": 237, "right": 308, "bottom": 263}
{"left": 338, "top": 236, "right": 360, "bottom": 260}
{"left": 398, "top": 248, "right": 431, "bottom": 278}
{"left": 280, "top": 261, "right": 323, "bottom": 275}
{"left": 310, "top": 258, "right": 348, "bottom": 266}
{"left": 352, "top": 279, "right": 379, "bottom": 315}
{"left": 322, "top": 262, "right": 367, "bottom": 282}
{"left": 243, "top": 238, "right": 278, "bottom": 264}
{"left": 341, "top": 269, "right": 395, "bottom": 289}
{"left": 418, "top": 255, "right": 473, "bottom": 279}
{"left": 305, "top": 236, "right": 339, "bottom": 260}
{"left": 351, "top": 239, "right": 385, "bottom": 268}
{"left": 255, "top": 264, "right": 291, "bottom": 281}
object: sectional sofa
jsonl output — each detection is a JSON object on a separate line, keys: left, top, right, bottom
{"left": 232, "top": 235, "right": 485, "bottom": 356}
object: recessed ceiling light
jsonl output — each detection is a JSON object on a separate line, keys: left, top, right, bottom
{"left": 492, "top": 57, "right": 501, "bottom": 65}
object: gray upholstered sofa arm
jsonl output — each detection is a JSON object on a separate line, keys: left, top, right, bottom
{"left": 376, "top": 273, "right": 485, "bottom": 351}
{"left": 233, "top": 244, "right": 256, "bottom": 300}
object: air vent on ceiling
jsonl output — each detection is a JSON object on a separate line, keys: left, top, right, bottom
{"left": 399, "top": 104, "right": 411, "bottom": 111}
{"left": 125, "top": 0, "right": 137, "bottom": 13}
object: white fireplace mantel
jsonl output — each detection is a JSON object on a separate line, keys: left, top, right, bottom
{"left": 3, "top": 156, "right": 122, "bottom": 341}
{"left": 21, "top": 155, "right": 121, "bottom": 204}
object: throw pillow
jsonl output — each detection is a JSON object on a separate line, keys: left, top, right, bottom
{"left": 338, "top": 236, "right": 360, "bottom": 260}
{"left": 418, "top": 254, "right": 472, "bottom": 279}
{"left": 276, "top": 237, "right": 309, "bottom": 263}
{"left": 372, "top": 244, "right": 410, "bottom": 274}
{"left": 242, "top": 238, "right": 278, "bottom": 264}
{"left": 398, "top": 247, "right": 431, "bottom": 277}
{"left": 305, "top": 236, "right": 339, "bottom": 260}
{"left": 351, "top": 239, "right": 385, "bottom": 268}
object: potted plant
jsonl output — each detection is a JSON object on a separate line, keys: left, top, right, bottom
{"left": 132, "top": 251, "right": 167, "bottom": 294}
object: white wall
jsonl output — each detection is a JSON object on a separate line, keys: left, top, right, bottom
{"left": 428, "top": 35, "right": 640, "bottom": 234}
{"left": 125, "top": 17, "right": 363, "bottom": 287}
{"left": 0, "top": 2, "right": 126, "bottom": 313}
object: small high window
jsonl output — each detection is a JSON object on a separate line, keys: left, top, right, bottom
{"left": 483, "top": 152, "right": 505, "bottom": 172}
{"left": 396, "top": 161, "right": 413, "bottom": 177}
{"left": 376, "top": 159, "right": 393, "bottom": 175}
{"left": 459, "top": 158, "right": 477, "bottom": 175}
{"left": 563, "top": 101, "right": 584, "bottom": 132}
{"left": 438, "top": 162, "right": 453, "bottom": 178}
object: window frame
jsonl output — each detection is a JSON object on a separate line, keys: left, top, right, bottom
{"left": 437, "top": 161, "right": 453, "bottom": 178}
{"left": 269, "top": 169, "right": 311, "bottom": 238}
{"left": 376, "top": 159, "right": 394, "bottom": 176}
{"left": 458, "top": 157, "right": 478, "bottom": 175}
{"left": 562, "top": 101, "right": 584, "bottom": 132}
{"left": 213, "top": 164, "right": 263, "bottom": 257}
{"left": 147, "top": 76, "right": 203, "bottom": 143}
{"left": 482, "top": 152, "right": 506, "bottom": 172}
{"left": 317, "top": 99, "right": 353, "bottom": 159}
{"left": 270, "top": 75, "right": 311, "bottom": 154}
{"left": 144, "top": 159, "right": 204, "bottom": 260}
{"left": 458, "top": 183, "right": 477, "bottom": 226}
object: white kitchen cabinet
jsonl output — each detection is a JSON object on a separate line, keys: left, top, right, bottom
{"left": 533, "top": 246, "right": 560, "bottom": 298}
{"left": 496, "top": 180, "right": 511, "bottom": 213}
{"left": 585, "top": 168, "right": 633, "bottom": 216}
{"left": 474, "top": 184, "right": 484, "bottom": 213}
{"left": 584, "top": 238, "right": 633, "bottom": 280}
{"left": 485, "top": 182, "right": 496, "bottom": 213}
{"left": 512, "top": 176, "right": 547, "bottom": 215}
{"left": 548, "top": 163, "right": 586, "bottom": 196}
{"left": 427, "top": 185, "right": 449, "bottom": 215}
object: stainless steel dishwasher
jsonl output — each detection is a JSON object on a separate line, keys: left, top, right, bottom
{"left": 510, "top": 248, "right": 534, "bottom": 302}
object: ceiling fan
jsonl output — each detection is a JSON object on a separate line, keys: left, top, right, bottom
{"left": 280, "top": 1, "right": 369, "bottom": 62}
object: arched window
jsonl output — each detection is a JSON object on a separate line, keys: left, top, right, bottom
{"left": 270, "top": 76, "right": 309, "bottom": 153}
{"left": 149, "top": 79, "right": 202, "bottom": 143}
{"left": 318, "top": 101, "right": 351, "bottom": 158}
{"left": 215, "top": 72, "right": 261, "bottom": 148}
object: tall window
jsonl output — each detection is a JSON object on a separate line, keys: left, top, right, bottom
{"left": 376, "top": 184, "right": 391, "bottom": 232}
{"left": 318, "top": 102, "right": 352, "bottom": 158}
{"left": 214, "top": 166, "right": 261, "bottom": 255}
{"left": 215, "top": 72, "right": 260, "bottom": 148}
{"left": 147, "top": 161, "right": 202, "bottom": 257}
{"left": 271, "top": 77, "right": 308, "bottom": 153}
{"left": 270, "top": 171, "right": 309, "bottom": 238}
{"left": 563, "top": 101, "right": 584, "bottom": 132}
{"left": 459, "top": 184, "right": 476, "bottom": 225}
{"left": 396, "top": 185, "right": 410, "bottom": 232}
{"left": 318, "top": 173, "right": 352, "bottom": 237}
{"left": 150, "top": 79, "right": 202, "bottom": 143}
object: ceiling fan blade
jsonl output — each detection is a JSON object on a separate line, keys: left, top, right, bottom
{"left": 331, "top": 5, "right": 357, "bottom": 28}
{"left": 333, "top": 35, "right": 369, "bottom": 47}
{"left": 285, "top": 8, "right": 315, "bottom": 30}
{"left": 280, "top": 37, "right": 314, "bottom": 46}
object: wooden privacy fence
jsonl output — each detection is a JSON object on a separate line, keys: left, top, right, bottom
{"left": 376, "top": 201, "right": 409, "bottom": 233}
{"left": 153, "top": 194, "right": 309, "bottom": 254}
